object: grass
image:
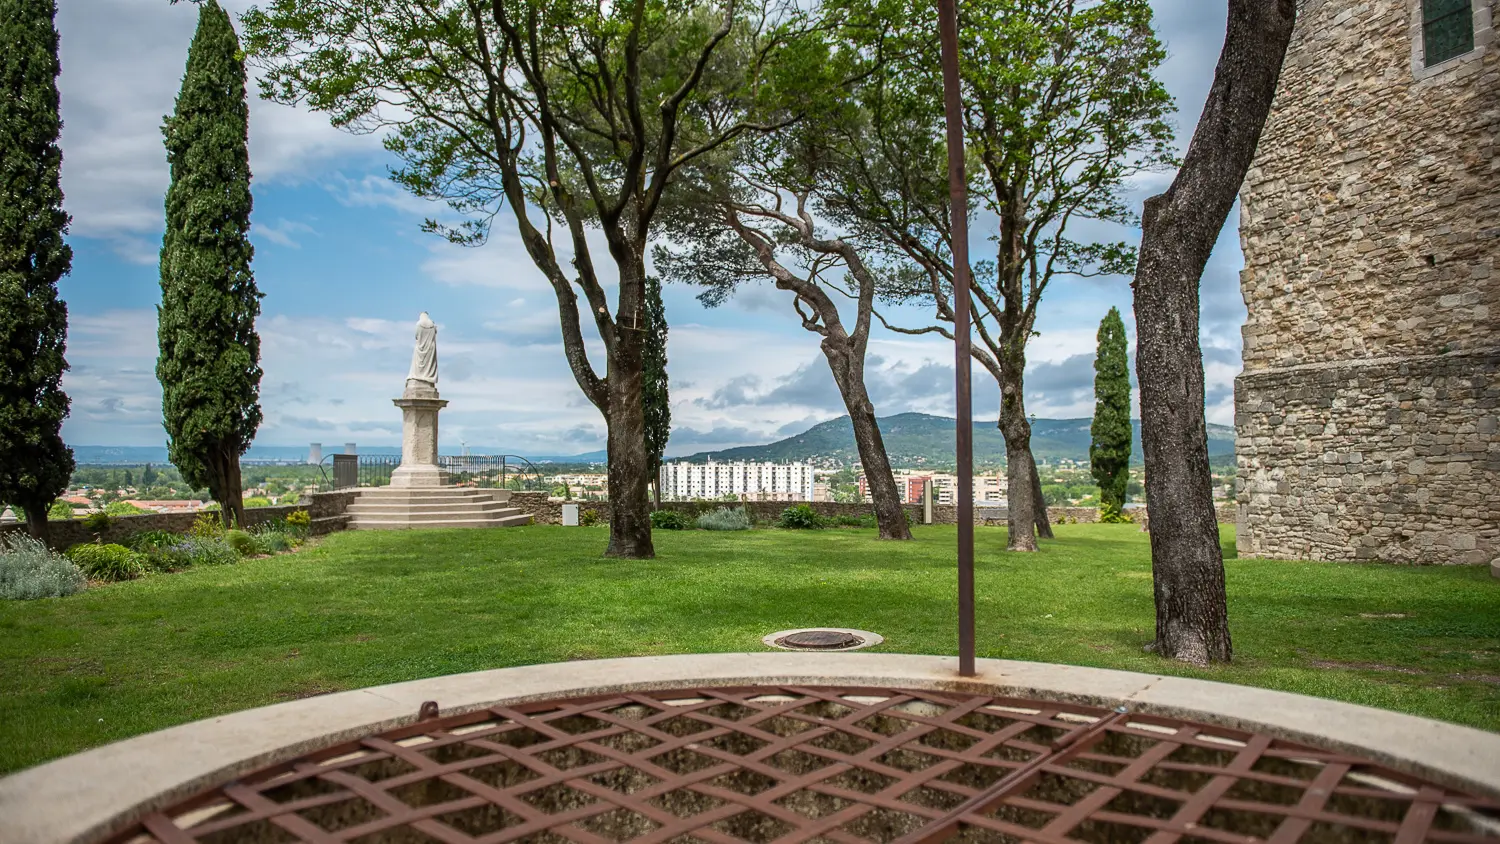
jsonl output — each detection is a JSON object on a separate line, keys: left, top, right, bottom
{"left": 1, "top": 524, "right": 1497, "bottom": 775}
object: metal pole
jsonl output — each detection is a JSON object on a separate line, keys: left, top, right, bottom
{"left": 936, "top": 0, "right": 976, "bottom": 678}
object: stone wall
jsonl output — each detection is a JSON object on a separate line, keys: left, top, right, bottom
{"left": 1236, "top": 0, "right": 1498, "bottom": 564}
{"left": 513, "top": 496, "right": 1233, "bottom": 529}
{"left": 1237, "top": 353, "right": 1498, "bottom": 564}
{"left": 0, "top": 492, "right": 356, "bottom": 550}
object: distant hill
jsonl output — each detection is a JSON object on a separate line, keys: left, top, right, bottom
{"left": 68, "top": 444, "right": 604, "bottom": 466}
{"left": 674, "top": 412, "right": 1235, "bottom": 468}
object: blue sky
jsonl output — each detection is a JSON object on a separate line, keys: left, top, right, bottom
{"left": 55, "top": 0, "right": 1245, "bottom": 456}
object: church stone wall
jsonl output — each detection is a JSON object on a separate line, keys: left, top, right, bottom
{"left": 1236, "top": 0, "right": 1499, "bottom": 564}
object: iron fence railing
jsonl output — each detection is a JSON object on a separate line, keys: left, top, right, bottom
{"left": 318, "top": 454, "right": 549, "bottom": 492}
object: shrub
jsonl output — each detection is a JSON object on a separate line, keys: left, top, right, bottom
{"left": 189, "top": 512, "right": 225, "bottom": 538}
{"left": 0, "top": 534, "right": 86, "bottom": 600}
{"left": 778, "top": 504, "right": 826, "bottom": 530}
{"left": 66, "top": 543, "right": 148, "bottom": 582}
{"left": 125, "top": 530, "right": 180, "bottom": 551}
{"left": 255, "top": 531, "right": 292, "bottom": 553}
{"left": 142, "top": 544, "right": 193, "bottom": 573}
{"left": 242, "top": 496, "right": 273, "bottom": 508}
{"left": 830, "top": 513, "right": 878, "bottom": 529}
{"left": 174, "top": 537, "right": 240, "bottom": 567}
{"left": 579, "top": 508, "right": 602, "bottom": 527}
{"left": 48, "top": 500, "right": 74, "bottom": 520}
{"left": 285, "top": 509, "right": 311, "bottom": 537}
{"left": 650, "top": 510, "right": 693, "bottom": 530}
{"left": 82, "top": 512, "right": 110, "bottom": 532}
{"left": 1100, "top": 504, "right": 1133, "bottom": 524}
{"left": 125, "top": 530, "right": 191, "bottom": 571}
{"left": 697, "top": 507, "right": 751, "bottom": 531}
{"left": 224, "top": 529, "right": 262, "bottom": 556}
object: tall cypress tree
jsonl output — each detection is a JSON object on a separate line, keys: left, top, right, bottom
{"left": 642, "top": 276, "right": 671, "bottom": 507}
{"left": 0, "top": 0, "right": 75, "bottom": 540}
{"left": 158, "top": 0, "right": 262, "bottom": 528}
{"left": 1090, "top": 307, "right": 1132, "bottom": 519}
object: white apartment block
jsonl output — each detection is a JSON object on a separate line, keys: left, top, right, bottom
{"left": 659, "top": 460, "right": 817, "bottom": 502}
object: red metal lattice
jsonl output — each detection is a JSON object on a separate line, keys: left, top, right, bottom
{"left": 111, "top": 686, "right": 1500, "bottom": 844}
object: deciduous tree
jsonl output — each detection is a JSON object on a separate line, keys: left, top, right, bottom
{"left": 828, "top": 0, "right": 1174, "bottom": 551}
{"left": 244, "top": 0, "right": 819, "bottom": 558}
{"left": 1133, "top": 0, "right": 1296, "bottom": 665}
{"left": 0, "top": 0, "right": 75, "bottom": 540}
{"left": 655, "top": 52, "right": 914, "bottom": 540}
{"left": 1090, "top": 306, "right": 1131, "bottom": 519}
{"left": 158, "top": 0, "right": 263, "bottom": 529}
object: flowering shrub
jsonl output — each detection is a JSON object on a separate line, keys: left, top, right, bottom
{"left": 0, "top": 535, "right": 86, "bottom": 600}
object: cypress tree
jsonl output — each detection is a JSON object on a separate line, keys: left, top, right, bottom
{"left": 1090, "top": 307, "right": 1132, "bottom": 520}
{"left": 0, "top": 0, "right": 75, "bottom": 540}
{"left": 642, "top": 276, "right": 671, "bottom": 507}
{"left": 158, "top": 0, "right": 262, "bottom": 528}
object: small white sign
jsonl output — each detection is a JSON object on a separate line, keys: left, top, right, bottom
{"left": 562, "top": 503, "right": 579, "bottom": 526}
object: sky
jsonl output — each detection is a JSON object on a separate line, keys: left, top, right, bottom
{"left": 54, "top": 0, "right": 1246, "bottom": 457}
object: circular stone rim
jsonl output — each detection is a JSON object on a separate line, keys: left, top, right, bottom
{"left": 761, "top": 627, "right": 884, "bottom": 651}
{"left": 4, "top": 654, "right": 1500, "bottom": 844}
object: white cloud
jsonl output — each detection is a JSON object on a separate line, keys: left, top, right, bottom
{"left": 57, "top": 0, "right": 384, "bottom": 262}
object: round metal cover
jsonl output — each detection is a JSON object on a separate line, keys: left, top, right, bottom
{"left": 777, "top": 630, "right": 864, "bottom": 650}
{"left": 108, "top": 686, "right": 1500, "bottom": 844}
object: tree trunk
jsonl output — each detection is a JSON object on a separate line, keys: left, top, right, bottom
{"left": 830, "top": 349, "right": 911, "bottom": 540}
{"left": 604, "top": 259, "right": 656, "bottom": 560}
{"left": 1132, "top": 0, "right": 1296, "bottom": 666}
{"left": 213, "top": 446, "right": 246, "bottom": 529}
{"left": 1031, "top": 463, "right": 1054, "bottom": 538}
{"left": 22, "top": 504, "right": 47, "bottom": 542}
{"left": 999, "top": 361, "right": 1038, "bottom": 552}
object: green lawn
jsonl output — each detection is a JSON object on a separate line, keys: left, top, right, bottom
{"left": 2, "top": 524, "right": 1497, "bottom": 775}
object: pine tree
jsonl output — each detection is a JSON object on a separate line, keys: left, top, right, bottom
{"left": 158, "top": 0, "right": 262, "bottom": 529}
{"left": 1090, "top": 307, "right": 1132, "bottom": 520}
{"left": 642, "top": 276, "right": 671, "bottom": 507}
{"left": 0, "top": 0, "right": 75, "bottom": 540}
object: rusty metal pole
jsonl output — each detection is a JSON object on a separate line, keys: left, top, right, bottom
{"left": 936, "top": 0, "right": 975, "bottom": 678}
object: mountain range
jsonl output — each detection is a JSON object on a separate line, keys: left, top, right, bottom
{"left": 674, "top": 413, "right": 1236, "bottom": 468}
{"left": 68, "top": 414, "right": 1235, "bottom": 468}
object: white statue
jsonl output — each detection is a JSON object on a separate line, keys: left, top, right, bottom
{"left": 407, "top": 311, "right": 438, "bottom": 387}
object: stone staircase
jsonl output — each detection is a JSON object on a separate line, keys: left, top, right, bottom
{"left": 346, "top": 488, "right": 534, "bottom": 530}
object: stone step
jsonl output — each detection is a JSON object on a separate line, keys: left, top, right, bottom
{"left": 354, "top": 488, "right": 495, "bottom": 500}
{"left": 348, "top": 507, "right": 527, "bottom": 523}
{"left": 346, "top": 500, "right": 518, "bottom": 515}
{"left": 349, "top": 514, "right": 533, "bottom": 530}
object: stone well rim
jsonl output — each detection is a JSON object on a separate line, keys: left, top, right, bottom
{"left": 2, "top": 653, "right": 1498, "bottom": 844}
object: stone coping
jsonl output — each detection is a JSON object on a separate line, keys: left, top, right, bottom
{"left": 3, "top": 653, "right": 1499, "bottom": 843}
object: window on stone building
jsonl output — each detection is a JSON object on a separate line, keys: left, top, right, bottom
{"left": 1423, "top": 0, "right": 1476, "bottom": 65}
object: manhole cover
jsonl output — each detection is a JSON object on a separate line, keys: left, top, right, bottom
{"left": 762, "top": 627, "right": 883, "bottom": 651}
{"left": 109, "top": 686, "right": 1500, "bottom": 843}
{"left": 776, "top": 629, "right": 863, "bottom": 649}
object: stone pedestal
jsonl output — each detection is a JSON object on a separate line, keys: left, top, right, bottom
{"left": 391, "top": 380, "right": 449, "bottom": 488}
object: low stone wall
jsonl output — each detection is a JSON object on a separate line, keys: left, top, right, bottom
{"left": 0, "top": 492, "right": 356, "bottom": 549}
{"left": 513, "top": 496, "right": 1236, "bottom": 528}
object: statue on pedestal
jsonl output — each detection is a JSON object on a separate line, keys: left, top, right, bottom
{"left": 405, "top": 311, "right": 438, "bottom": 399}
{"left": 392, "top": 312, "right": 449, "bottom": 487}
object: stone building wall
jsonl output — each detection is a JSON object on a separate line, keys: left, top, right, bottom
{"left": 1236, "top": 0, "right": 1498, "bottom": 564}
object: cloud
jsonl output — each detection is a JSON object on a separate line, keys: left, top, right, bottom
{"left": 56, "top": 0, "right": 384, "bottom": 261}
{"left": 255, "top": 218, "right": 318, "bottom": 249}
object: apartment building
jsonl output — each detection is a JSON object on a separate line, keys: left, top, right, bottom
{"left": 659, "top": 460, "right": 817, "bottom": 502}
